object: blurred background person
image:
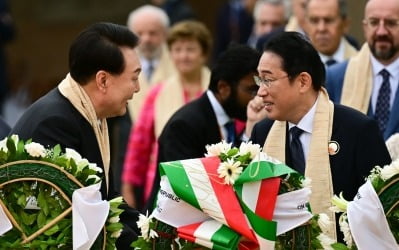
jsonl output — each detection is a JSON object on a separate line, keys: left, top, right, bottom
{"left": 326, "top": 0, "right": 399, "bottom": 141}
{"left": 150, "top": 0, "right": 196, "bottom": 25}
{"left": 107, "top": 5, "right": 176, "bottom": 195}
{"left": 122, "top": 20, "right": 212, "bottom": 210}
{"left": 213, "top": 0, "right": 257, "bottom": 63}
{"left": 146, "top": 44, "right": 262, "bottom": 212}
{"left": 304, "top": 0, "right": 358, "bottom": 67}
{"left": 247, "top": 0, "right": 290, "bottom": 48}
{"left": 126, "top": 5, "right": 176, "bottom": 122}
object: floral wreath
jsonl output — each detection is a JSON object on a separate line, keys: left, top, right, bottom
{"left": 331, "top": 158, "right": 399, "bottom": 249}
{"left": 0, "top": 135, "right": 123, "bottom": 249}
{"left": 133, "top": 141, "right": 337, "bottom": 249}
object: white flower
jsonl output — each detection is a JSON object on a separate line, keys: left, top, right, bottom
{"left": 88, "top": 163, "right": 103, "bottom": 173}
{"left": 380, "top": 160, "right": 399, "bottom": 181}
{"left": 205, "top": 140, "right": 232, "bottom": 157}
{"left": 217, "top": 158, "right": 243, "bottom": 185}
{"left": 108, "top": 216, "right": 120, "bottom": 223}
{"left": 330, "top": 192, "right": 348, "bottom": 212}
{"left": 111, "top": 229, "right": 122, "bottom": 238}
{"left": 137, "top": 212, "right": 153, "bottom": 240}
{"left": 149, "top": 229, "right": 158, "bottom": 239}
{"left": 87, "top": 174, "right": 101, "bottom": 183}
{"left": 0, "top": 137, "right": 7, "bottom": 152}
{"left": 238, "top": 141, "right": 261, "bottom": 159}
{"left": 318, "top": 213, "right": 332, "bottom": 233}
{"left": 317, "top": 233, "right": 334, "bottom": 250}
{"left": 10, "top": 134, "right": 19, "bottom": 146}
{"left": 300, "top": 177, "right": 312, "bottom": 188}
{"left": 65, "top": 148, "right": 83, "bottom": 162}
{"left": 386, "top": 133, "right": 399, "bottom": 161}
{"left": 339, "top": 214, "right": 353, "bottom": 247}
{"left": 25, "top": 142, "right": 46, "bottom": 158}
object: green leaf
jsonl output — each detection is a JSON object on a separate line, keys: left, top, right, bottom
{"left": 37, "top": 188, "right": 49, "bottom": 216}
{"left": 37, "top": 210, "right": 46, "bottom": 228}
{"left": 17, "top": 194, "right": 26, "bottom": 207}
{"left": 52, "top": 145, "right": 62, "bottom": 158}
{"left": 20, "top": 211, "right": 37, "bottom": 226}
{"left": 44, "top": 224, "right": 59, "bottom": 236}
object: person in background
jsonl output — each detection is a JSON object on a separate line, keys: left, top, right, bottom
{"left": 304, "top": 0, "right": 358, "bottom": 67}
{"left": 122, "top": 20, "right": 212, "bottom": 211}
{"left": 126, "top": 5, "right": 176, "bottom": 122}
{"left": 326, "top": 0, "right": 399, "bottom": 141}
{"left": 145, "top": 44, "right": 262, "bottom": 212}
{"left": 250, "top": 31, "right": 391, "bottom": 242}
{"left": 10, "top": 22, "right": 142, "bottom": 248}
{"left": 247, "top": 0, "right": 290, "bottom": 48}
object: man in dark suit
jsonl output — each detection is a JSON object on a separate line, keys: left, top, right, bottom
{"left": 10, "top": 22, "right": 141, "bottom": 248}
{"left": 145, "top": 44, "right": 261, "bottom": 211}
{"left": 250, "top": 31, "right": 391, "bottom": 242}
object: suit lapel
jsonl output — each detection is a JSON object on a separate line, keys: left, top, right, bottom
{"left": 384, "top": 85, "right": 399, "bottom": 140}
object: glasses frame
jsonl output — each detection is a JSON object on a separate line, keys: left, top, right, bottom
{"left": 254, "top": 75, "right": 289, "bottom": 88}
{"left": 363, "top": 18, "right": 399, "bottom": 30}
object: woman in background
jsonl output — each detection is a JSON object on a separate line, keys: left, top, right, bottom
{"left": 122, "top": 20, "right": 212, "bottom": 210}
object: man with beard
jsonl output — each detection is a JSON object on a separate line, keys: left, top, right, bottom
{"left": 144, "top": 44, "right": 261, "bottom": 211}
{"left": 326, "top": 0, "right": 399, "bottom": 140}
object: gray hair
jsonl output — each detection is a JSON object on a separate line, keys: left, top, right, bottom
{"left": 126, "top": 5, "right": 170, "bottom": 29}
{"left": 253, "top": 0, "right": 291, "bottom": 21}
{"left": 305, "top": 0, "right": 348, "bottom": 19}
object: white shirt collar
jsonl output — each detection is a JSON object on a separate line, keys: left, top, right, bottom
{"left": 206, "top": 90, "right": 230, "bottom": 127}
{"left": 288, "top": 96, "right": 318, "bottom": 134}
{"left": 370, "top": 54, "right": 399, "bottom": 78}
{"left": 319, "top": 37, "right": 345, "bottom": 65}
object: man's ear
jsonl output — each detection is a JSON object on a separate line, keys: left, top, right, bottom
{"left": 298, "top": 72, "right": 312, "bottom": 93}
{"left": 216, "top": 80, "right": 231, "bottom": 101}
{"left": 95, "top": 70, "right": 108, "bottom": 93}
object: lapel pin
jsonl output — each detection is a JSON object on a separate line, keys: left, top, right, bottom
{"left": 328, "top": 141, "right": 340, "bottom": 156}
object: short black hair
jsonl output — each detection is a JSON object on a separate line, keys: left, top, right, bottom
{"left": 209, "top": 43, "right": 261, "bottom": 92}
{"left": 69, "top": 22, "right": 139, "bottom": 84}
{"left": 263, "top": 31, "right": 325, "bottom": 91}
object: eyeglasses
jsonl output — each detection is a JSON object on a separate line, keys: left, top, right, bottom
{"left": 253, "top": 75, "right": 289, "bottom": 88}
{"left": 363, "top": 18, "right": 399, "bottom": 30}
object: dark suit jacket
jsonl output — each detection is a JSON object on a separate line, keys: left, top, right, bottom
{"left": 326, "top": 60, "right": 399, "bottom": 140}
{"left": 10, "top": 87, "right": 138, "bottom": 248}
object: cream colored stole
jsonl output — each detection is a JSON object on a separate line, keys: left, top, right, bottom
{"left": 341, "top": 43, "right": 373, "bottom": 113}
{"left": 127, "top": 45, "right": 177, "bottom": 121}
{"left": 285, "top": 16, "right": 299, "bottom": 32}
{"left": 343, "top": 38, "right": 359, "bottom": 59}
{"left": 263, "top": 88, "right": 336, "bottom": 240}
{"left": 154, "top": 67, "right": 210, "bottom": 138}
{"left": 58, "top": 74, "right": 110, "bottom": 193}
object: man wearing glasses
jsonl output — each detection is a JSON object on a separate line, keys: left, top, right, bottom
{"left": 326, "top": 0, "right": 399, "bottom": 141}
{"left": 250, "top": 31, "right": 391, "bottom": 242}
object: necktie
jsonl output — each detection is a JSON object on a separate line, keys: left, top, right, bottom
{"left": 375, "top": 69, "right": 391, "bottom": 134}
{"left": 224, "top": 121, "right": 236, "bottom": 144}
{"left": 325, "top": 58, "right": 337, "bottom": 66}
{"left": 289, "top": 126, "right": 305, "bottom": 174}
{"left": 147, "top": 61, "right": 154, "bottom": 80}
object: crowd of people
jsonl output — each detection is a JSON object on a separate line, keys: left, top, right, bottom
{"left": 1, "top": 0, "right": 399, "bottom": 248}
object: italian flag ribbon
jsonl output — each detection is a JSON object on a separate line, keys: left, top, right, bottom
{"left": 152, "top": 152, "right": 312, "bottom": 249}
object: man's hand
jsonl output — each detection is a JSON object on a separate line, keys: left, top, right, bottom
{"left": 245, "top": 96, "right": 267, "bottom": 137}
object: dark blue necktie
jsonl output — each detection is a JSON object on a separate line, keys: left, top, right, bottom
{"left": 375, "top": 69, "right": 391, "bottom": 134}
{"left": 147, "top": 61, "right": 154, "bottom": 80}
{"left": 326, "top": 58, "right": 337, "bottom": 66}
{"left": 224, "top": 121, "right": 236, "bottom": 143}
{"left": 289, "top": 126, "right": 305, "bottom": 174}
